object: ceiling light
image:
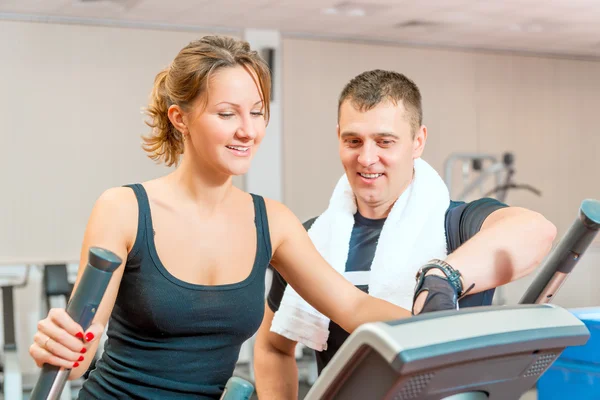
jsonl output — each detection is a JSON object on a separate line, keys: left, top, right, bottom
{"left": 321, "top": 2, "right": 383, "bottom": 18}
{"left": 321, "top": 6, "right": 366, "bottom": 17}
{"left": 322, "top": 7, "right": 339, "bottom": 15}
{"left": 509, "top": 22, "right": 545, "bottom": 33}
{"left": 346, "top": 8, "right": 366, "bottom": 17}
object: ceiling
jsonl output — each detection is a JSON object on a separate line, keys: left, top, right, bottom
{"left": 2, "top": 0, "right": 600, "bottom": 58}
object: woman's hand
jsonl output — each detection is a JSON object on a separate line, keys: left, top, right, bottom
{"left": 29, "top": 308, "right": 104, "bottom": 369}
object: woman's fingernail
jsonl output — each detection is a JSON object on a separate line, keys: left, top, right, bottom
{"left": 85, "top": 333, "right": 95, "bottom": 342}
{"left": 75, "top": 332, "right": 84, "bottom": 340}
{"left": 73, "top": 362, "right": 80, "bottom": 368}
{"left": 78, "top": 355, "right": 84, "bottom": 362}
{"left": 80, "top": 347, "right": 87, "bottom": 354}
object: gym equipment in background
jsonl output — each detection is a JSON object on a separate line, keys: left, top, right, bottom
{"left": 444, "top": 152, "right": 541, "bottom": 203}
{"left": 30, "top": 247, "right": 122, "bottom": 400}
{"left": 304, "top": 199, "right": 600, "bottom": 400}
{"left": 0, "top": 265, "right": 30, "bottom": 400}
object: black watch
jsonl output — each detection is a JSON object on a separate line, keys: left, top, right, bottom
{"left": 415, "top": 259, "right": 465, "bottom": 297}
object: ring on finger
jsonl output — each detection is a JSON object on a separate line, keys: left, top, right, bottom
{"left": 44, "top": 336, "right": 52, "bottom": 350}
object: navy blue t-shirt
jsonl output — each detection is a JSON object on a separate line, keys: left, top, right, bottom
{"left": 267, "top": 197, "right": 508, "bottom": 373}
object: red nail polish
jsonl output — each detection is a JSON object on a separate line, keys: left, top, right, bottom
{"left": 73, "top": 362, "right": 80, "bottom": 368}
{"left": 80, "top": 347, "right": 87, "bottom": 354}
{"left": 75, "top": 332, "right": 84, "bottom": 339}
{"left": 78, "top": 355, "right": 84, "bottom": 362}
{"left": 85, "top": 333, "right": 95, "bottom": 342}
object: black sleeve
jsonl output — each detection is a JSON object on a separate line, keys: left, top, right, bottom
{"left": 266, "top": 217, "right": 318, "bottom": 312}
{"left": 458, "top": 197, "right": 509, "bottom": 243}
{"left": 447, "top": 197, "right": 509, "bottom": 309}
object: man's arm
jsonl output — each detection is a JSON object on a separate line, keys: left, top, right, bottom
{"left": 439, "top": 205, "right": 557, "bottom": 294}
{"left": 254, "top": 303, "right": 299, "bottom": 400}
{"left": 254, "top": 216, "right": 319, "bottom": 399}
{"left": 414, "top": 202, "right": 556, "bottom": 313}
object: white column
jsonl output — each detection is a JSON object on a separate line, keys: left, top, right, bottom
{"left": 242, "top": 29, "right": 283, "bottom": 203}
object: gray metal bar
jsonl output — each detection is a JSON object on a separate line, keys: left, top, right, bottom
{"left": 520, "top": 199, "right": 600, "bottom": 304}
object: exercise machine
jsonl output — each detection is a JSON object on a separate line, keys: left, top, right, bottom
{"left": 305, "top": 198, "right": 600, "bottom": 399}
{"left": 30, "top": 248, "right": 122, "bottom": 400}
{"left": 305, "top": 304, "right": 588, "bottom": 400}
{"left": 444, "top": 152, "right": 541, "bottom": 203}
{"left": 41, "top": 264, "right": 76, "bottom": 400}
{"left": 0, "top": 265, "right": 30, "bottom": 400}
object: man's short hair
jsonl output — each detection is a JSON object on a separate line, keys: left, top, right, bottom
{"left": 338, "top": 69, "right": 423, "bottom": 137}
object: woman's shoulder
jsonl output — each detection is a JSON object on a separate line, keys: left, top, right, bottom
{"left": 261, "top": 197, "right": 306, "bottom": 244}
{"left": 88, "top": 185, "right": 141, "bottom": 248}
{"left": 262, "top": 197, "right": 294, "bottom": 220}
{"left": 95, "top": 185, "right": 139, "bottom": 214}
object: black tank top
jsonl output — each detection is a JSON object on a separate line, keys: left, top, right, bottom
{"left": 78, "top": 184, "right": 272, "bottom": 399}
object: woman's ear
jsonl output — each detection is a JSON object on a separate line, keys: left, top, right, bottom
{"left": 168, "top": 105, "right": 188, "bottom": 135}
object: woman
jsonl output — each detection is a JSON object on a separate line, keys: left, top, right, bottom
{"left": 29, "top": 35, "right": 411, "bottom": 399}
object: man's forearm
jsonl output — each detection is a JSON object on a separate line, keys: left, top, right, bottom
{"left": 254, "top": 346, "right": 299, "bottom": 399}
{"left": 444, "top": 208, "right": 556, "bottom": 293}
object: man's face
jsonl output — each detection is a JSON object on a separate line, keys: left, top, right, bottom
{"left": 337, "top": 99, "right": 426, "bottom": 217}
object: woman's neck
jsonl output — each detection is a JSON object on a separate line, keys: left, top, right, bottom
{"left": 167, "top": 155, "right": 235, "bottom": 215}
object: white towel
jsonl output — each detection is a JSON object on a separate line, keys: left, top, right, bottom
{"left": 270, "top": 158, "right": 450, "bottom": 351}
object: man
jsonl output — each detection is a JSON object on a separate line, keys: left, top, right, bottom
{"left": 253, "top": 70, "right": 556, "bottom": 398}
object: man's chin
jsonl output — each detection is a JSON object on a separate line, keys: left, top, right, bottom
{"left": 356, "top": 190, "right": 383, "bottom": 205}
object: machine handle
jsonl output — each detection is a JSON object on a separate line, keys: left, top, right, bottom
{"left": 520, "top": 199, "right": 600, "bottom": 305}
{"left": 220, "top": 377, "right": 255, "bottom": 400}
{"left": 30, "top": 247, "right": 122, "bottom": 400}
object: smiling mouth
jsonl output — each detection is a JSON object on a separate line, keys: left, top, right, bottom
{"left": 358, "top": 172, "right": 383, "bottom": 179}
{"left": 226, "top": 145, "right": 250, "bottom": 152}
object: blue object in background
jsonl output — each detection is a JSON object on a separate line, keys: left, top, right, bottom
{"left": 538, "top": 307, "right": 600, "bottom": 399}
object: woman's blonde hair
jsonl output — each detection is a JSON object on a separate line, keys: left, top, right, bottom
{"left": 142, "top": 35, "right": 271, "bottom": 166}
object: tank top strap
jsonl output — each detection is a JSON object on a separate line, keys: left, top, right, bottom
{"left": 250, "top": 194, "right": 272, "bottom": 261}
{"left": 122, "top": 183, "right": 152, "bottom": 261}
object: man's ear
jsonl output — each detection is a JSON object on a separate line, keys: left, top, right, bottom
{"left": 412, "top": 125, "right": 427, "bottom": 159}
{"left": 168, "top": 105, "right": 188, "bottom": 135}
{"left": 337, "top": 124, "right": 341, "bottom": 139}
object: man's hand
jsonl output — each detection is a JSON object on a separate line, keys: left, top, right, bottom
{"left": 412, "top": 274, "right": 458, "bottom": 315}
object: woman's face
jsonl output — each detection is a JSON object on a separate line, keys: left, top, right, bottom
{"left": 179, "top": 65, "right": 267, "bottom": 177}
